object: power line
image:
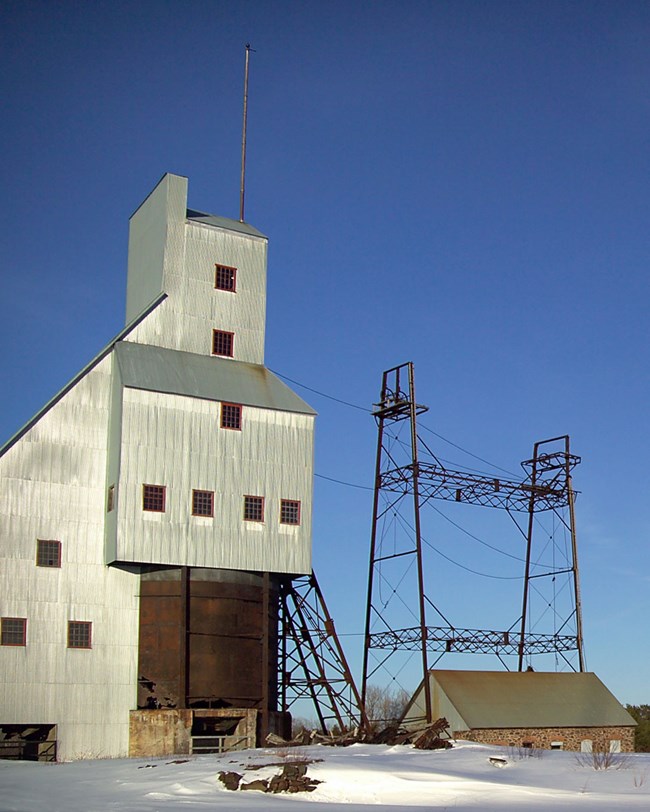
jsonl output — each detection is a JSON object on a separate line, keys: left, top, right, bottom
{"left": 269, "top": 369, "right": 370, "bottom": 412}
{"left": 315, "top": 472, "right": 372, "bottom": 491}
{"left": 270, "top": 367, "right": 518, "bottom": 478}
{"left": 418, "top": 424, "right": 519, "bottom": 478}
{"left": 393, "top": 511, "right": 523, "bottom": 582}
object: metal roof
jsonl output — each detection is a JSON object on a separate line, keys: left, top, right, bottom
{"left": 431, "top": 670, "right": 636, "bottom": 729}
{"left": 186, "top": 209, "right": 266, "bottom": 239}
{"left": 115, "top": 341, "right": 316, "bottom": 415}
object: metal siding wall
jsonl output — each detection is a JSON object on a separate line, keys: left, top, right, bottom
{"left": 0, "top": 356, "right": 140, "bottom": 760}
{"left": 103, "top": 353, "right": 124, "bottom": 562}
{"left": 128, "top": 221, "right": 267, "bottom": 364}
{"left": 116, "top": 387, "right": 313, "bottom": 574}
{"left": 125, "top": 174, "right": 187, "bottom": 323}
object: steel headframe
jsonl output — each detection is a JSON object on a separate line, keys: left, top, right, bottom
{"left": 361, "top": 363, "right": 585, "bottom": 724}
{"left": 279, "top": 571, "right": 368, "bottom": 734}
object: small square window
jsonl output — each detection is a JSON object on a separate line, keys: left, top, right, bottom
{"left": 280, "top": 499, "right": 301, "bottom": 525}
{"left": 68, "top": 621, "right": 92, "bottom": 649}
{"left": 192, "top": 489, "right": 214, "bottom": 517}
{"left": 143, "top": 484, "right": 166, "bottom": 512}
{"left": 221, "top": 403, "right": 242, "bottom": 430}
{"left": 1, "top": 617, "right": 27, "bottom": 646}
{"left": 212, "top": 329, "right": 234, "bottom": 357}
{"left": 36, "top": 539, "right": 61, "bottom": 568}
{"left": 215, "top": 264, "right": 237, "bottom": 292}
{"left": 244, "top": 495, "right": 264, "bottom": 522}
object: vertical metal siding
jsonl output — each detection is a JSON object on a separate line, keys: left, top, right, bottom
{"left": 0, "top": 356, "right": 140, "bottom": 760}
{"left": 115, "top": 387, "right": 313, "bottom": 574}
{"left": 128, "top": 221, "right": 267, "bottom": 365}
{"left": 125, "top": 174, "right": 187, "bottom": 324}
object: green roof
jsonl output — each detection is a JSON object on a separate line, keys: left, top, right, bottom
{"left": 186, "top": 209, "right": 266, "bottom": 239}
{"left": 431, "top": 670, "right": 635, "bottom": 729}
{"left": 115, "top": 341, "right": 316, "bottom": 415}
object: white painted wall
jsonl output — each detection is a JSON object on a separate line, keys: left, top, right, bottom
{"left": 0, "top": 357, "right": 140, "bottom": 760}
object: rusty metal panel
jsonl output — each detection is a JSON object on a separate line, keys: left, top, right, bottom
{"left": 137, "top": 569, "right": 280, "bottom": 713}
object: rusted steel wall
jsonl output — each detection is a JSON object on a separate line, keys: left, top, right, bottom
{"left": 137, "top": 568, "right": 279, "bottom": 713}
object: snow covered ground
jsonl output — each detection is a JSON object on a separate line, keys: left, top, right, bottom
{"left": 2, "top": 741, "right": 650, "bottom": 811}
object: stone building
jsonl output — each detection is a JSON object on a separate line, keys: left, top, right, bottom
{"left": 403, "top": 670, "right": 636, "bottom": 752}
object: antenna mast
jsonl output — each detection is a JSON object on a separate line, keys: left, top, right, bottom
{"left": 239, "top": 43, "right": 253, "bottom": 223}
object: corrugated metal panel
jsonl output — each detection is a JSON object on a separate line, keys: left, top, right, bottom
{"left": 127, "top": 216, "right": 268, "bottom": 365}
{"left": 113, "top": 387, "right": 313, "bottom": 574}
{"left": 126, "top": 174, "right": 186, "bottom": 323}
{"left": 430, "top": 670, "right": 636, "bottom": 729}
{"left": 115, "top": 341, "right": 316, "bottom": 415}
{"left": 0, "top": 356, "right": 140, "bottom": 760}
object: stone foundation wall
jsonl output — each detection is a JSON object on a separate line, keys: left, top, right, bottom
{"left": 453, "top": 726, "right": 635, "bottom": 752}
{"left": 129, "top": 708, "right": 258, "bottom": 757}
{"left": 130, "top": 709, "right": 192, "bottom": 757}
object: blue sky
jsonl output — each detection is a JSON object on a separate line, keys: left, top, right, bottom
{"left": 1, "top": 1, "right": 649, "bottom": 705}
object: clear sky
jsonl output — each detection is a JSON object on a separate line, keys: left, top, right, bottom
{"left": 1, "top": 1, "right": 648, "bottom": 705}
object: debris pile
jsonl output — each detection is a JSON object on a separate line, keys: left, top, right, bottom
{"left": 218, "top": 761, "right": 322, "bottom": 794}
{"left": 266, "top": 717, "right": 452, "bottom": 750}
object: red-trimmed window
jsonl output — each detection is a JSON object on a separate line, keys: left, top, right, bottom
{"left": 192, "top": 489, "right": 214, "bottom": 517}
{"left": 68, "top": 621, "right": 92, "bottom": 649}
{"left": 36, "top": 539, "right": 61, "bottom": 568}
{"left": 212, "top": 329, "right": 234, "bottom": 358}
{"left": 143, "top": 484, "right": 166, "bottom": 512}
{"left": 244, "top": 495, "right": 264, "bottom": 522}
{"left": 221, "top": 403, "right": 242, "bottom": 430}
{"left": 280, "top": 499, "right": 301, "bottom": 526}
{"left": 215, "top": 264, "right": 237, "bottom": 292}
{"left": 1, "top": 617, "right": 27, "bottom": 646}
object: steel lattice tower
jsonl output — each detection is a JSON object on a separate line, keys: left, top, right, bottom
{"left": 361, "top": 362, "right": 584, "bottom": 725}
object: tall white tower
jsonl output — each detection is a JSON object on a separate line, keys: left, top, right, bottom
{"left": 0, "top": 174, "right": 315, "bottom": 760}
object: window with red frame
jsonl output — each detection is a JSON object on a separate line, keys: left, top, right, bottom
{"left": 212, "top": 329, "right": 234, "bottom": 357}
{"left": 1, "top": 617, "right": 26, "bottom": 646}
{"left": 280, "top": 499, "right": 301, "bottom": 525}
{"left": 221, "top": 403, "right": 242, "bottom": 430}
{"left": 143, "top": 484, "right": 166, "bottom": 512}
{"left": 68, "top": 621, "right": 92, "bottom": 649}
{"left": 36, "top": 539, "right": 61, "bottom": 568}
{"left": 215, "top": 264, "right": 237, "bottom": 292}
{"left": 192, "top": 489, "right": 214, "bottom": 517}
{"left": 243, "top": 495, "right": 264, "bottom": 522}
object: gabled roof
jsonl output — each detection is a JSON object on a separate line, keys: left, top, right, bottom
{"left": 115, "top": 341, "right": 316, "bottom": 415}
{"left": 186, "top": 208, "right": 266, "bottom": 239}
{"left": 431, "top": 670, "right": 635, "bottom": 729}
